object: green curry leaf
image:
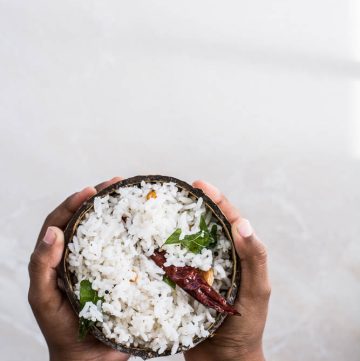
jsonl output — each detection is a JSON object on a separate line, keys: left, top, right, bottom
{"left": 79, "top": 318, "right": 94, "bottom": 340}
{"left": 182, "top": 230, "right": 209, "bottom": 253}
{"left": 78, "top": 280, "right": 103, "bottom": 340}
{"left": 163, "top": 228, "right": 182, "bottom": 245}
{"left": 209, "top": 224, "right": 218, "bottom": 248}
{"left": 163, "top": 275, "right": 176, "bottom": 289}
{"left": 199, "top": 215, "right": 208, "bottom": 232}
{"left": 80, "top": 280, "right": 103, "bottom": 308}
{"left": 163, "top": 215, "right": 218, "bottom": 254}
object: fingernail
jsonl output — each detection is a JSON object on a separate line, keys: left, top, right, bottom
{"left": 43, "top": 227, "right": 56, "bottom": 245}
{"left": 237, "top": 219, "right": 253, "bottom": 238}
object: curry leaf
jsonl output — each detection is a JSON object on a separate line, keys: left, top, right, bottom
{"left": 199, "top": 215, "right": 208, "bottom": 232}
{"left": 209, "top": 224, "right": 218, "bottom": 248}
{"left": 79, "top": 280, "right": 103, "bottom": 340}
{"left": 164, "top": 228, "right": 182, "bottom": 245}
{"left": 183, "top": 230, "right": 210, "bottom": 254}
{"left": 79, "top": 280, "right": 103, "bottom": 308}
{"left": 163, "top": 275, "right": 176, "bottom": 289}
{"left": 163, "top": 215, "right": 218, "bottom": 254}
{"left": 79, "top": 318, "right": 93, "bottom": 340}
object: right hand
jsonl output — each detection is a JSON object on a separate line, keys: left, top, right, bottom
{"left": 185, "top": 180, "right": 271, "bottom": 361}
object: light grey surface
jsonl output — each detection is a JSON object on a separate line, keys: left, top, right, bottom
{"left": 1, "top": 1, "right": 360, "bottom": 360}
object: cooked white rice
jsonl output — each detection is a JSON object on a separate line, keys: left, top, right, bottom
{"left": 67, "top": 181, "right": 233, "bottom": 355}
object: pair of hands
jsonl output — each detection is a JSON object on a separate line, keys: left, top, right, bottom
{"left": 28, "top": 177, "right": 270, "bottom": 361}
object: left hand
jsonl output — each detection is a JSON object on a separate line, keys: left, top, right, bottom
{"left": 28, "top": 177, "right": 129, "bottom": 361}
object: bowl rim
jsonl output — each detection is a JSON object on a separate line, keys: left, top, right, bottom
{"left": 59, "top": 175, "right": 241, "bottom": 359}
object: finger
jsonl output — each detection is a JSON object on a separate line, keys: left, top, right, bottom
{"left": 28, "top": 226, "right": 65, "bottom": 313}
{"left": 192, "top": 180, "right": 241, "bottom": 223}
{"left": 95, "top": 176, "right": 123, "bottom": 192}
{"left": 44, "top": 186, "right": 96, "bottom": 228}
{"left": 36, "top": 186, "right": 97, "bottom": 248}
{"left": 232, "top": 219, "right": 271, "bottom": 300}
{"left": 43, "top": 177, "right": 123, "bottom": 235}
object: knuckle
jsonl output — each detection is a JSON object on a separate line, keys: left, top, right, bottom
{"left": 247, "top": 282, "right": 271, "bottom": 302}
{"left": 27, "top": 288, "right": 36, "bottom": 307}
{"left": 28, "top": 288, "right": 53, "bottom": 312}
{"left": 45, "top": 211, "right": 55, "bottom": 224}
{"left": 262, "top": 283, "right": 272, "bottom": 299}
{"left": 28, "top": 251, "right": 45, "bottom": 275}
{"left": 28, "top": 253, "right": 36, "bottom": 275}
{"left": 217, "top": 192, "right": 226, "bottom": 205}
{"left": 254, "top": 243, "right": 268, "bottom": 263}
{"left": 27, "top": 286, "right": 42, "bottom": 310}
{"left": 28, "top": 252, "right": 38, "bottom": 271}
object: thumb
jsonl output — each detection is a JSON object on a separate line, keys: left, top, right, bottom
{"left": 231, "top": 219, "right": 271, "bottom": 301}
{"left": 28, "top": 226, "right": 65, "bottom": 312}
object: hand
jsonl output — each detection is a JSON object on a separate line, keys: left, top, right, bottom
{"left": 185, "top": 180, "right": 271, "bottom": 361}
{"left": 28, "top": 177, "right": 129, "bottom": 361}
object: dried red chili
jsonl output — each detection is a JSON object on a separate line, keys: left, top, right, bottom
{"left": 150, "top": 250, "right": 240, "bottom": 316}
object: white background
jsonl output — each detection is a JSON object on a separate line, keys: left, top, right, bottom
{"left": 1, "top": 1, "right": 360, "bottom": 360}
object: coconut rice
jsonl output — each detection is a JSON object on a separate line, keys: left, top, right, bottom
{"left": 67, "top": 181, "right": 233, "bottom": 355}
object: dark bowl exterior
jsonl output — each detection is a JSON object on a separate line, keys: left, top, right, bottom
{"left": 59, "top": 175, "right": 241, "bottom": 359}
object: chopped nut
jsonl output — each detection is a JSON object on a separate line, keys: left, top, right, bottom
{"left": 201, "top": 268, "right": 214, "bottom": 286}
{"left": 146, "top": 190, "right": 157, "bottom": 200}
{"left": 130, "top": 272, "right": 139, "bottom": 283}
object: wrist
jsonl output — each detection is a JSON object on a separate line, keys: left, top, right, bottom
{"left": 185, "top": 344, "right": 265, "bottom": 361}
{"left": 49, "top": 350, "right": 130, "bottom": 361}
{"left": 225, "top": 348, "right": 265, "bottom": 361}
{"left": 49, "top": 350, "right": 99, "bottom": 361}
{"left": 50, "top": 353, "right": 83, "bottom": 361}
{"left": 223, "top": 344, "right": 265, "bottom": 361}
